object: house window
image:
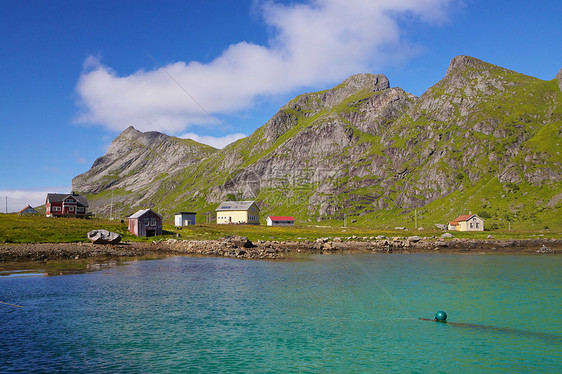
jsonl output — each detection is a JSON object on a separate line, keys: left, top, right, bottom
{"left": 144, "top": 218, "right": 149, "bottom": 226}
{"left": 69, "top": 206, "right": 75, "bottom": 212}
{"left": 53, "top": 206, "right": 61, "bottom": 212}
{"left": 151, "top": 218, "right": 156, "bottom": 226}
{"left": 476, "top": 223, "right": 479, "bottom": 228}
{"left": 470, "top": 223, "right": 473, "bottom": 228}
{"left": 77, "top": 207, "right": 84, "bottom": 212}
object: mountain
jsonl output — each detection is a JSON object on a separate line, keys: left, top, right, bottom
{"left": 73, "top": 56, "right": 562, "bottom": 229}
{"left": 73, "top": 126, "right": 217, "bottom": 213}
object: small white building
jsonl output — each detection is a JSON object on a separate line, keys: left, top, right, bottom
{"left": 448, "top": 214, "right": 484, "bottom": 231}
{"left": 175, "top": 212, "right": 196, "bottom": 226}
{"left": 266, "top": 216, "right": 295, "bottom": 226}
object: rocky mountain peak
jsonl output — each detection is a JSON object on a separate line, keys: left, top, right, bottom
{"left": 264, "top": 73, "right": 392, "bottom": 143}
{"left": 283, "top": 73, "right": 390, "bottom": 111}
{"left": 115, "top": 125, "right": 168, "bottom": 148}
{"left": 445, "top": 55, "right": 485, "bottom": 76}
{"left": 340, "top": 73, "right": 390, "bottom": 92}
{"left": 556, "top": 67, "right": 562, "bottom": 93}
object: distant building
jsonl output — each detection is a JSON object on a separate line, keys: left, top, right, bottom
{"left": 175, "top": 212, "right": 196, "bottom": 226}
{"left": 19, "top": 205, "right": 38, "bottom": 215}
{"left": 128, "top": 209, "right": 163, "bottom": 237}
{"left": 448, "top": 214, "right": 484, "bottom": 231}
{"left": 216, "top": 201, "right": 260, "bottom": 224}
{"left": 46, "top": 193, "right": 89, "bottom": 218}
{"left": 267, "top": 216, "right": 295, "bottom": 226}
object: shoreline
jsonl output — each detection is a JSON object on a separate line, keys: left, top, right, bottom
{"left": 0, "top": 237, "right": 560, "bottom": 263}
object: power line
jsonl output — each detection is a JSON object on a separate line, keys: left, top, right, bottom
{"left": 142, "top": 48, "right": 230, "bottom": 135}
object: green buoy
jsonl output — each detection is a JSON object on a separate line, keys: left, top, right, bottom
{"left": 435, "top": 311, "right": 447, "bottom": 322}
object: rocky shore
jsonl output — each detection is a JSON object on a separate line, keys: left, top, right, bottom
{"left": 0, "top": 236, "right": 560, "bottom": 263}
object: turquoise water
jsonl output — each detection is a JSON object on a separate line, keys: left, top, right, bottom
{"left": 1, "top": 253, "right": 561, "bottom": 373}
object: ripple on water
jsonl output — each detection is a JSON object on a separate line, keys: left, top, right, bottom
{"left": 0, "top": 254, "right": 560, "bottom": 373}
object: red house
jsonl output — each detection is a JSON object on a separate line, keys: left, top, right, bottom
{"left": 46, "top": 193, "right": 89, "bottom": 218}
{"left": 128, "top": 209, "right": 163, "bottom": 237}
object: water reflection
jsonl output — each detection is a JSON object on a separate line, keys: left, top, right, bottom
{"left": 419, "top": 317, "right": 562, "bottom": 344}
{"left": 0, "top": 255, "right": 170, "bottom": 277}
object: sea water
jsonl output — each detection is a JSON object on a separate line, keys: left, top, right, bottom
{"left": 1, "top": 253, "right": 560, "bottom": 373}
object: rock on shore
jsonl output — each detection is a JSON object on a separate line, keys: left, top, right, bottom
{"left": 0, "top": 237, "right": 560, "bottom": 263}
{"left": 87, "top": 230, "right": 122, "bottom": 244}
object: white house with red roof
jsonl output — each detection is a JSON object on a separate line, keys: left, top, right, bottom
{"left": 266, "top": 216, "right": 295, "bottom": 226}
{"left": 448, "top": 214, "right": 484, "bottom": 231}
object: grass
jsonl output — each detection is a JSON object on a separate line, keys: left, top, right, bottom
{"left": 0, "top": 214, "right": 559, "bottom": 245}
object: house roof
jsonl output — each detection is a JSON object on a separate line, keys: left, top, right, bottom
{"left": 175, "top": 212, "right": 196, "bottom": 215}
{"left": 450, "top": 214, "right": 477, "bottom": 224}
{"left": 268, "top": 216, "right": 295, "bottom": 221}
{"left": 19, "top": 205, "right": 37, "bottom": 213}
{"left": 129, "top": 209, "right": 162, "bottom": 219}
{"left": 46, "top": 193, "right": 89, "bottom": 206}
{"left": 216, "top": 201, "right": 259, "bottom": 211}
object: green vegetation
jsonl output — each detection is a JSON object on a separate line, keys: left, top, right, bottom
{"left": 0, "top": 214, "right": 559, "bottom": 245}
{"left": 0, "top": 214, "right": 183, "bottom": 244}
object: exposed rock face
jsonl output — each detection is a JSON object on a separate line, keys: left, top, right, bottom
{"left": 73, "top": 126, "right": 216, "bottom": 208}
{"left": 87, "top": 230, "right": 122, "bottom": 244}
{"left": 557, "top": 68, "right": 562, "bottom": 93}
{"left": 74, "top": 56, "right": 562, "bottom": 223}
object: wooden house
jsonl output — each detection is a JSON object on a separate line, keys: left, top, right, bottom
{"left": 216, "top": 201, "right": 260, "bottom": 224}
{"left": 448, "top": 214, "right": 484, "bottom": 231}
{"left": 175, "top": 212, "right": 196, "bottom": 226}
{"left": 19, "top": 205, "right": 38, "bottom": 215}
{"left": 266, "top": 216, "right": 295, "bottom": 226}
{"left": 46, "top": 193, "right": 89, "bottom": 218}
{"left": 128, "top": 209, "right": 163, "bottom": 237}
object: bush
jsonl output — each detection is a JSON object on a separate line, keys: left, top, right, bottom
{"left": 477, "top": 211, "right": 492, "bottom": 219}
{"left": 488, "top": 223, "right": 499, "bottom": 231}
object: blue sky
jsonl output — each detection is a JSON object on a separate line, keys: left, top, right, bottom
{"left": 1, "top": 0, "right": 561, "bottom": 212}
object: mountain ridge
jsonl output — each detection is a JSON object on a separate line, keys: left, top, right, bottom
{"left": 73, "top": 56, "right": 562, "bottom": 229}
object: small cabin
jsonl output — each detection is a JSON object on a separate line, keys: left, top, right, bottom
{"left": 128, "top": 209, "right": 163, "bottom": 237}
{"left": 448, "top": 214, "right": 484, "bottom": 231}
{"left": 267, "top": 216, "right": 295, "bottom": 226}
{"left": 19, "top": 205, "right": 39, "bottom": 215}
{"left": 216, "top": 201, "right": 260, "bottom": 225}
{"left": 175, "top": 212, "right": 196, "bottom": 227}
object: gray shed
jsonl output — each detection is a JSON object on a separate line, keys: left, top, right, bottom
{"left": 175, "top": 212, "right": 196, "bottom": 226}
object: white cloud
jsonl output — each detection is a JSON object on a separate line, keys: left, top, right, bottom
{"left": 0, "top": 187, "right": 71, "bottom": 213}
{"left": 179, "top": 132, "right": 247, "bottom": 149}
{"left": 75, "top": 0, "right": 456, "bottom": 134}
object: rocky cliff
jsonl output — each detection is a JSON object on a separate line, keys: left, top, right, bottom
{"left": 73, "top": 126, "right": 216, "bottom": 210}
{"left": 73, "top": 56, "right": 562, "bottom": 228}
